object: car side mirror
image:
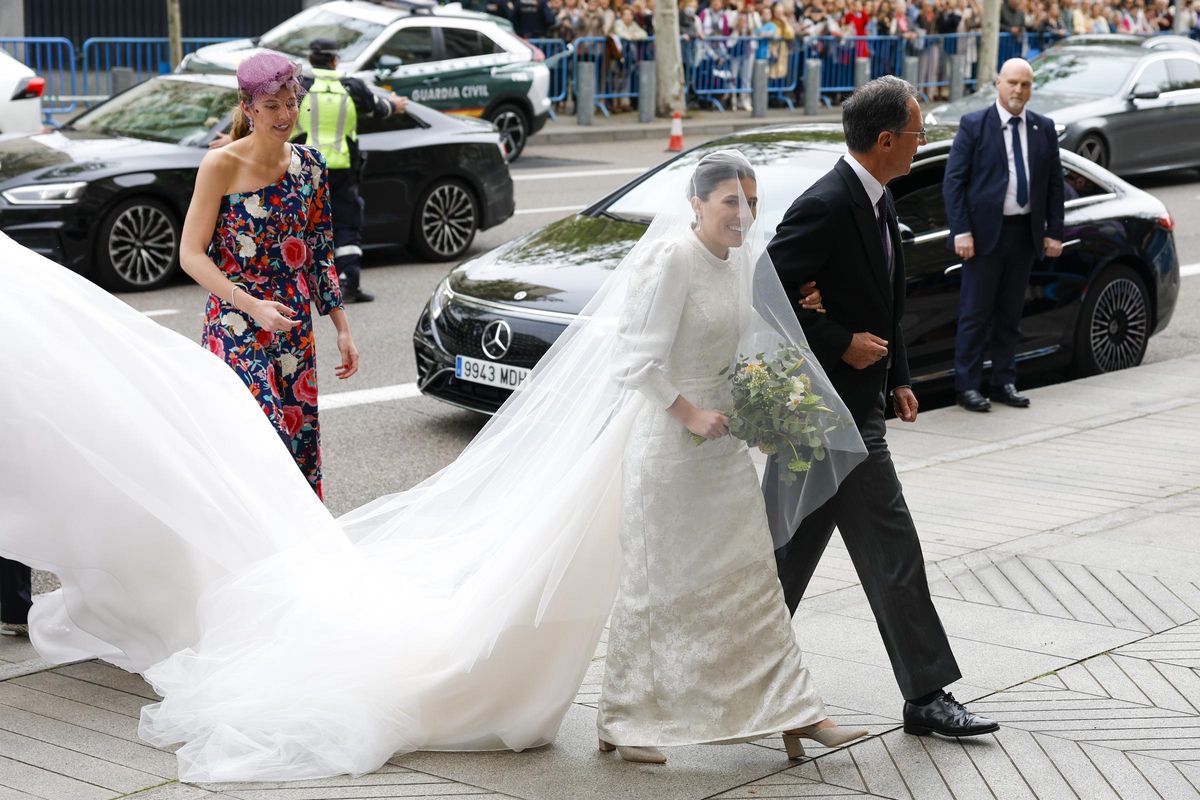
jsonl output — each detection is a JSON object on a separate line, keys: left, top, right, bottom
{"left": 1130, "top": 83, "right": 1160, "bottom": 101}
{"left": 897, "top": 221, "right": 915, "bottom": 242}
{"left": 374, "top": 54, "right": 404, "bottom": 77}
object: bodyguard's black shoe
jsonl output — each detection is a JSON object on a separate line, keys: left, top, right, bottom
{"left": 343, "top": 288, "right": 375, "bottom": 304}
{"left": 904, "top": 692, "right": 999, "bottom": 737}
{"left": 990, "top": 383, "right": 1030, "bottom": 408}
{"left": 957, "top": 390, "right": 991, "bottom": 412}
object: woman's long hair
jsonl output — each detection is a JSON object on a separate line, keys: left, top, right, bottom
{"left": 229, "top": 90, "right": 253, "bottom": 141}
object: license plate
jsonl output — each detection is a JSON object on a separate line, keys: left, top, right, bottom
{"left": 455, "top": 355, "right": 529, "bottom": 389}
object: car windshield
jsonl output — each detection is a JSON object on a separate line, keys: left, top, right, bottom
{"left": 71, "top": 78, "right": 235, "bottom": 145}
{"left": 258, "top": 9, "right": 387, "bottom": 62}
{"left": 1031, "top": 51, "right": 1137, "bottom": 95}
{"left": 602, "top": 132, "right": 843, "bottom": 232}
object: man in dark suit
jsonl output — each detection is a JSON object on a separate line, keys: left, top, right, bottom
{"left": 943, "top": 58, "right": 1065, "bottom": 412}
{"left": 767, "top": 76, "right": 997, "bottom": 739}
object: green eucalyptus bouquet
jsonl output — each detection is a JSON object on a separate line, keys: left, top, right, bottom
{"left": 694, "top": 345, "right": 842, "bottom": 485}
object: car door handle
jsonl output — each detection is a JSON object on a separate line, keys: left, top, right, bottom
{"left": 1062, "top": 238, "right": 1081, "bottom": 249}
{"left": 944, "top": 263, "right": 962, "bottom": 275}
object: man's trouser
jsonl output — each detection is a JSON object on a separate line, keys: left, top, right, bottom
{"left": 329, "top": 168, "right": 365, "bottom": 293}
{"left": 0, "top": 557, "right": 32, "bottom": 624}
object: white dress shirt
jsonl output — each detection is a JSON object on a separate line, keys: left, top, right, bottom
{"left": 994, "top": 99, "right": 1032, "bottom": 217}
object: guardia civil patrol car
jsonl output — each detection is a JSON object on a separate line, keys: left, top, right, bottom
{"left": 179, "top": 0, "right": 553, "bottom": 160}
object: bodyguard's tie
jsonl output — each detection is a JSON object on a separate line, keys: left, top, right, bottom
{"left": 1010, "top": 116, "right": 1029, "bottom": 208}
{"left": 875, "top": 195, "right": 893, "bottom": 281}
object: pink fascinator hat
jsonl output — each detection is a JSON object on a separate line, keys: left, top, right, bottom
{"left": 236, "top": 51, "right": 305, "bottom": 101}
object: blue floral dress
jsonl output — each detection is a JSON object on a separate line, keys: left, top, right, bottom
{"left": 202, "top": 144, "right": 342, "bottom": 498}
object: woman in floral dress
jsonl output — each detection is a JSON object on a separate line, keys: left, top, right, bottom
{"left": 179, "top": 52, "right": 359, "bottom": 498}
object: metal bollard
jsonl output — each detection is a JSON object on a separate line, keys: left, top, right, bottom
{"left": 639, "top": 60, "right": 656, "bottom": 123}
{"left": 576, "top": 61, "right": 595, "bottom": 126}
{"left": 804, "top": 59, "right": 821, "bottom": 116}
{"left": 949, "top": 54, "right": 965, "bottom": 101}
{"left": 111, "top": 67, "right": 138, "bottom": 95}
{"left": 853, "top": 56, "right": 870, "bottom": 89}
{"left": 751, "top": 59, "right": 768, "bottom": 118}
{"left": 903, "top": 55, "right": 919, "bottom": 88}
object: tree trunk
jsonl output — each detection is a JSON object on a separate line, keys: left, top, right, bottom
{"left": 166, "top": 0, "right": 183, "bottom": 70}
{"left": 653, "top": 4, "right": 685, "bottom": 116}
{"left": 976, "top": 0, "right": 1002, "bottom": 86}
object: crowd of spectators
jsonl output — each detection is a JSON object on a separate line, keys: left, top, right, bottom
{"left": 490, "top": 0, "right": 1199, "bottom": 108}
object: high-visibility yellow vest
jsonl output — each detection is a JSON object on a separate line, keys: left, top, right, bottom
{"left": 296, "top": 67, "right": 357, "bottom": 170}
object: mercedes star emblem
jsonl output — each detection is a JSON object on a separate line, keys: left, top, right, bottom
{"left": 481, "top": 319, "right": 512, "bottom": 360}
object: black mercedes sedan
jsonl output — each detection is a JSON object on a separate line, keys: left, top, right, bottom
{"left": 924, "top": 42, "right": 1200, "bottom": 175}
{"left": 413, "top": 124, "right": 1179, "bottom": 414}
{"left": 0, "top": 73, "right": 513, "bottom": 292}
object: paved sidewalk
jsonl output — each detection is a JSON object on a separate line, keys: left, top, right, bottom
{"left": 3, "top": 356, "right": 1200, "bottom": 799}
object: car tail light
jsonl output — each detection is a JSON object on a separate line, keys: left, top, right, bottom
{"left": 11, "top": 75, "right": 45, "bottom": 101}
{"left": 1157, "top": 212, "right": 1174, "bottom": 232}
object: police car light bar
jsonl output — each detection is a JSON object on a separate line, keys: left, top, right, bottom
{"left": 360, "top": 0, "right": 438, "bottom": 11}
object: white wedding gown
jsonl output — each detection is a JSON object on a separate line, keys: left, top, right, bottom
{"left": 0, "top": 217, "right": 831, "bottom": 781}
{"left": 600, "top": 229, "right": 823, "bottom": 745}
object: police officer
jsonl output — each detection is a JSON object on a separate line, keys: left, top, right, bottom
{"left": 295, "top": 38, "right": 408, "bottom": 304}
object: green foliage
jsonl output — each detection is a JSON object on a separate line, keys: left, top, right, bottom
{"left": 695, "top": 344, "right": 846, "bottom": 483}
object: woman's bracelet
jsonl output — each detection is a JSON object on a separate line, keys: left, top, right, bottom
{"left": 229, "top": 285, "right": 241, "bottom": 307}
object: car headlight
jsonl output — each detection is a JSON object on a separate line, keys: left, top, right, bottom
{"left": 2, "top": 181, "right": 88, "bottom": 205}
{"left": 1054, "top": 123, "right": 1067, "bottom": 141}
{"left": 429, "top": 276, "right": 454, "bottom": 321}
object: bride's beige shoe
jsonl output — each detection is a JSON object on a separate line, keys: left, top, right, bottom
{"left": 599, "top": 738, "right": 668, "bottom": 764}
{"left": 781, "top": 723, "right": 869, "bottom": 760}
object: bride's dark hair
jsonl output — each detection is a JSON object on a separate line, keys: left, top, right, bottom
{"left": 687, "top": 151, "right": 756, "bottom": 201}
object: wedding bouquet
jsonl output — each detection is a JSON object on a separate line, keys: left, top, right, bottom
{"left": 695, "top": 345, "right": 843, "bottom": 485}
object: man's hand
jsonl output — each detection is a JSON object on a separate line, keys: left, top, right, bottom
{"left": 208, "top": 132, "right": 232, "bottom": 150}
{"left": 954, "top": 233, "right": 975, "bottom": 260}
{"left": 798, "top": 280, "right": 825, "bottom": 314}
{"left": 842, "top": 332, "right": 888, "bottom": 369}
{"left": 391, "top": 94, "right": 408, "bottom": 114}
{"left": 1043, "top": 237, "right": 1063, "bottom": 258}
{"left": 893, "top": 386, "right": 919, "bottom": 422}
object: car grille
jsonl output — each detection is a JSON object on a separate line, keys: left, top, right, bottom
{"left": 435, "top": 300, "right": 568, "bottom": 370}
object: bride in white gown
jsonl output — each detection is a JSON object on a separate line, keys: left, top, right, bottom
{"left": 0, "top": 151, "right": 866, "bottom": 782}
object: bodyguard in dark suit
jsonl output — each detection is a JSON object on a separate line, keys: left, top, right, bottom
{"left": 767, "top": 76, "right": 997, "bottom": 739}
{"left": 943, "top": 58, "right": 1065, "bottom": 412}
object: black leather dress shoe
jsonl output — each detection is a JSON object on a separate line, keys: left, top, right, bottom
{"left": 990, "top": 383, "right": 1030, "bottom": 408}
{"left": 343, "top": 288, "right": 375, "bottom": 304}
{"left": 956, "top": 390, "right": 991, "bottom": 412}
{"left": 904, "top": 692, "right": 999, "bottom": 737}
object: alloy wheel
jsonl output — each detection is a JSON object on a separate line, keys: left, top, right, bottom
{"left": 492, "top": 109, "right": 527, "bottom": 162}
{"left": 1076, "top": 136, "right": 1107, "bottom": 167}
{"left": 1089, "top": 277, "right": 1147, "bottom": 372}
{"left": 107, "top": 203, "right": 177, "bottom": 287}
{"left": 421, "top": 183, "right": 477, "bottom": 259}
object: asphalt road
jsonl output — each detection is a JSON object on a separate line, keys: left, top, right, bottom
{"left": 110, "top": 137, "right": 1200, "bottom": 517}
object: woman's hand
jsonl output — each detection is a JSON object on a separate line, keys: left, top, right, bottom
{"left": 686, "top": 408, "right": 730, "bottom": 440}
{"left": 335, "top": 330, "right": 359, "bottom": 380}
{"left": 244, "top": 296, "right": 302, "bottom": 333}
{"left": 798, "top": 280, "right": 825, "bottom": 313}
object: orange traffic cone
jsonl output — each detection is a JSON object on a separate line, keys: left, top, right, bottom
{"left": 666, "top": 111, "right": 684, "bottom": 152}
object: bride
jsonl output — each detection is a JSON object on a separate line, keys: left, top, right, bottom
{"left": 0, "top": 151, "right": 867, "bottom": 781}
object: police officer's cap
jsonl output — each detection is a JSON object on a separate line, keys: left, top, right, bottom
{"left": 309, "top": 38, "right": 340, "bottom": 56}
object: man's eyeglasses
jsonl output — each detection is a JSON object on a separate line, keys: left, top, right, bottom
{"left": 893, "top": 128, "right": 928, "bottom": 144}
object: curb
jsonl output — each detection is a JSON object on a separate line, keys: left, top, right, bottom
{"left": 534, "top": 111, "right": 845, "bottom": 146}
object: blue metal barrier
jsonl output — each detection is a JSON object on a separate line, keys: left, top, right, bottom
{"left": 82, "top": 37, "right": 236, "bottom": 98}
{"left": 766, "top": 41, "right": 802, "bottom": 109}
{"left": 687, "top": 36, "right": 773, "bottom": 111}
{"left": 528, "top": 37, "right": 572, "bottom": 117}
{"left": 573, "top": 36, "right": 654, "bottom": 116}
{"left": 803, "top": 35, "right": 903, "bottom": 98}
{"left": 0, "top": 37, "right": 77, "bottom": 117}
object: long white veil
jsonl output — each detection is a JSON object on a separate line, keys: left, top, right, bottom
{"left": 0, "top": 150, "right": 864, "bottom": 782}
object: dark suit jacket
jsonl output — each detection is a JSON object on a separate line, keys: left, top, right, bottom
{"left": 767, "top": 158, "right": 910, "bottom": 427}
{"left": 943, "top": 104, "right": 1065, "bottom": 259}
